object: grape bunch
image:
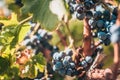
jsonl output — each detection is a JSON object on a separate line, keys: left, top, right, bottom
{"left": 66, "top": 0, "right": 118, "bottom": 46}
{"left": 52, "top": 48, "right": 94, "bottom": 77}
{"left": 65, "top": 0, "right": 100, "bottom": 20}
{"left": 89, "top": 5, "right": 118, "bottom": 46}
{"left": 21, "top": 21, "right": 53, "bottom": 55}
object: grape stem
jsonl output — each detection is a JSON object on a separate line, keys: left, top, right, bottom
{"left": 82, "top": 18, "right": 92, "bottom": 56}
{"left": 29, "top": 23, "right": 40, "bottom": 38}
{"left": 18, "top": 16, "right": 33, "bottom": 26}
{"left": 65, "top": 22, "right": 75, "bottom": 49}
{"left": 55, "top": 24, "right": 68, "bottom": 49}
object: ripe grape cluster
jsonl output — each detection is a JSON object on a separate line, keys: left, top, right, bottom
{"left": 52, "top": 48, "right": 94, "bottom": 76}
{"left": 21, "top": 21, "right": 53, "bottom": 55}
{"left": 65, "top": 0, "right": 99, "bottom": 20}
{"left": 66, "top": 0, "right": 118, "bottom": 46}
{"left": 89, "top": 5, "right": 118, "bottom": 46}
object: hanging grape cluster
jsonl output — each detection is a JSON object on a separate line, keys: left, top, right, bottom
{"left": 52, "top": 49, "right": 77, "bottom": 76}
{"left": 20, "top": 21, "right": 53, "bottom": 55}
{"left": 52, "top": 44, "right": 104, "bottom": 77}
{"left": 66, "top": 0, "right": 118, "bottom": 46}
{"left": 89, "top": 5, "right": 118, "bottom": 46}
{"left": 65, "top": 0, "right": 100, "bottom": 20}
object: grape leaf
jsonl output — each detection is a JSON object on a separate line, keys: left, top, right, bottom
{"left": 32, "top": 53, "right": 46, "bottom": 72}
{"left": 21, "top": 0, "right": 67, "bottom": 31}
{"left": 0, "top": 57, "right": 10, "bottom": 74}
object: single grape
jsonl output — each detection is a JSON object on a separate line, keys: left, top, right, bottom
{"left": 65, "top": 49, "right": 73, "bottom": 56}
{"left": 86, "top": 11, "right": 93, "bottom": 19}
{"left": 84, "top": 1, "right": 93, "bottom": 10}
{"left": 103, "top": 10, "right": 110, "bottom": 20}
{"left": 53, "top": 65, "right": 58, "bottom": 71}
{"left": 59, "top": 51, "right": 66, "bottom": 58}
{"left": 85, "top": 56, "right": 93, "bottom": 64}
{"left": 80, "top": 60, "right": 88, "bottom": 68}
{"left": 76, "top": 5, "right": 84, "bottom": 13}
{"left": 40, "top": 30, "right": 47, "bottom": 38}
{"left": 69, "top": 62, "right": 75, "bottom": 68}
{"left": 88, "top": 19, "right": 94, "bottom": 26}
{"left": 63, "top": 56, "right": 72, "bottom": 67}
{"left": 55, "top": 61, "right": 63, "bottom": 70}
{"left": 112, "top": 7, "right": 118, "bottom": 17}
{"left": 96, "top": 20, "right": 105, "bottom": 28}
{"left": 66, "top": 68, "right": 73, "bottom": 76}
{"left": 103, "top": 38, "right": 111, "bottom": 46}
{"left": 97, "top": 31, "right": 107, "bottom": 40}
{"left": 76, "top": 13, "right": 85, "bottom": 20}
{"left": 90, "top": 21, "right": 97, "bottom": 30}
{"left": 53, "top": 52, "right": 61, "bottom": 61}
{"left": 93, "top": 11, "right": 102, "bottom": 19}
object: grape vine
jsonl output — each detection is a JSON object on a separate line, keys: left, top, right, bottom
{"left": 0, "top": 0, "right": 120, "bottom": 80}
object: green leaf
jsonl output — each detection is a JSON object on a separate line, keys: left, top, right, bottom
{"left": 32, "top": 53, "right": 46, "bottom": 65}
{"left": 32, "top": 53, "right": 46, "bottom": 72}
{"left": 0, "top": 57, "right": 10, "bottom": 74}
{"left": 22, "top": 0, "right": 60, "bottom": 31}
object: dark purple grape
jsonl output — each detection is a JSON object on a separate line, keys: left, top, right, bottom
{"left": 55, "top": 61, "right": 63, "bottom": 70}
{"left": 112, "top": 7, "right": 118, "bottom": 17}
{"left": 90, "top": 20, "right": 97, "bottom": 30}
{"left": 65, "top": 49, "right": 73, "bottom": 56}
{"left": 84, "top": 1, "right": 94, "bottom": 10}
{"left": 76, "top": 13, "right": 85, "bottom": 20}
{"left": 59, "top": 51, "right": 66, "bottom": 58}
{"left": 69, "top": 62, "right": 75, "bottom": 68}
{"left": 103, "top": 10, "right": 110, "bottom": 20}
{"left": 103, "top": 38, "right": 111, "bottom": 46}
{"left": 69, "top": 6, "right": 75, "bottom": 14}
{"left": 85, "top": 56, "right": 93, "bottom": 63}
{"left": 96, "top": 20, "right": 105, "bottom": 28}
{"left": 63, "top": 56, "right": 72, "bottom": 67}
{"left": 81, "top": 60, "right": 88, "bottom": 68}
{"left": 93, "top": 11, "right": 102, "bottom": 20}
{"left": 66, "top": 68, "right": 73, "bottom": 76}
{"left": 86, "top": 11, "right": 93, "bottom": 19}
{"left": 53, "top": 52, "right": 61, "bottom": 61}
{"left": 97, "top": 31, "right": 107, "bottom": 40}
{"left": 76, "top": 5, "right": 84, "bottom": 13}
